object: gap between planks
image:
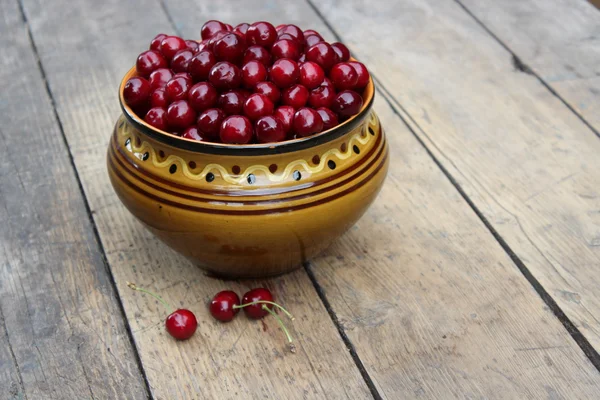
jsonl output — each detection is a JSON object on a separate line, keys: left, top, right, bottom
{"left": 304, "top": 0, "right": 600, "bottom": 374}
{"left": 15, "top": 0, "right": 154, "bottom": 397}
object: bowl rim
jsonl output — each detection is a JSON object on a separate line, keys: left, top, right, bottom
{"left": 119, "top": 65, "right": 375, "bottom": 156}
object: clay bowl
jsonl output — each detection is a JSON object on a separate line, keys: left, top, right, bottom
{"left": 107, "top": 66, "right": 389, "bottom": 278}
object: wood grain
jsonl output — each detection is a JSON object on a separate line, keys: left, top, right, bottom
{"left": 17, "top": 0, "right": 372, "bottom": 398}
{"left": 0, "top": 0, "right": 148, "bottom": 399}
{"left": 163, "top": 0, "right": 600, "bottom": 397}
{"left": 457, "top": 0, "right": 600, "bottom": 132}
{"left": 311, "top": 0, "right": 600, "bottom": 352}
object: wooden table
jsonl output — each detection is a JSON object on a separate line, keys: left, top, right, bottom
{"left": 2, "top": 0, "right": 600, "bottom": 398}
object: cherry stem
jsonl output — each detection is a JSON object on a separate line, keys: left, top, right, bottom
{"left": 262, "top": 305, "right": 296, "bottom": 353}
{"left": 126, "top": 282, "right": 173, "bottom": 314}
{"left": 233, "top": 301, "right": 295, "bottom": 320}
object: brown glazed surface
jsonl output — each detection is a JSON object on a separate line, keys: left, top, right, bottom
{"left": 107, "top": 67, "right": 388, "bottom": 277}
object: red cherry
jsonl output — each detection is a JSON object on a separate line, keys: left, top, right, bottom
{"left": 206, "top": 31, "right": 229, "bottom": 52}
{"left": 150, "top": 88, "right": 168, "bottom": 108}
{"left": 271, "top": 39, "right": 300, "bottom": 61}
{"left": 298, "top": 53, "right": 306, "bottom": 63}
{"left": 201, "top": 20, "right": 228, "bottom": 40}
{"left": 329, "top": 62, "right": 358, "bottom": 90}
{"left": 275, "top": 24, "right": 286, "bottom": 32}
{"left": 213, "top": 32, "right": 246, "bottom": 63}
{"left": 218, "top": 90, "right": 246, "bottom": 115}
{"left": 209, "top": 61, "right": 242, "bottom": 90}
{"left": 124, "top": 77, "right": 151, "bottom": 107}
{"left": 209, "top": 291, "right": 241, "bottom": 322}
{"left": 149, "top": 68, "right": 173, "bottom": 90}
{"left": 332, "top": 90, "right": 363, "bottom": 118}
{"left": 308, "top": 78, "right": 336, "bottom": 108}
{"left": 254, "top": 81, "right": 280, "bottom": 104}
{"left": 278, "top": 24, "right": 303, "bottom": 42}
{"left": 305, "top": 42, "right": 337, "bottom": 71}
{"left": 242, "top": 61, "right": 268, "bottom": 89}
{"left": 136, "top": 50, "right": 167, "bottom": 78}
{"left": 182, "top": 126, "right": 206, "bottom": 141}
{"left": 159, "top": 36, "right": 187, "bottom": 61}
{"left": 165, "top": 76, "right": 191, "bottom": 102}
{"left": 234, "top": 23, "right": 250, "bottom": 40}
{"left": 189, "top": 82, "right": 218, "bottom": 112}
{"left": 293, "top": 107, "right": 324, "bottom": 137}
{"left": 316, "top": 107, "right": 339, "bottom": 130}
{"left": 299, "top": 61, "right": 325, "bottom": 89}
{"left": 150, "top": 33, "right": 167, "bottom": 51}
{"left": 277, "top": 33, "right": 304, "bottom": 51}
{"left": 241, "top": 288, "right": 274, "bottom": 319}
{"left": 331, "top": 42, "right": 350, "bottom": 62}
{"left": 304, "top": 34, "right": 323, "bottom": 48}
{"left": 255, "top": 115, "right": 286, "bottom": 143}
{"left": 173, "top": 72, "right": 192, "bottom": 82}
{"left": 243, "top": 45, "right": 272, "bottom": 67}
{"left": 220, "top": 115, "right": 253, "bottom": 144}
{"left": 246, "top": 21, "right": 277, "bottom": 48}
{"left": 171, "top": 49, "right": 194, "bottom": 73}
{"left": 244, "top": 93, "right": 274, "bottom": 121}
{"left": 144, "top": 107, "right": 168, "bottom": 131}
{"left": 225, "top": 23, "right": 234, "bottom": 31}
{"left": 185, "top": 40, "right": 199, "bottom": 52}
{"left": 274, "top": 106, "right": 295, "bottom": 133}
{"left": 197, "top": 108, "right": 226, "bottom": 139}
{"left": 166, "top": 309, "right": 198, "bottom": 340}
{"left": 282, "top": 84, "right": 309, "bottom": 109}
{"left": 167, "top": 100, "right": 196, "bottom": 130}
{"left": 189, "top": 50, "right": 217, "bottom": 82}
{"left": 348, "top": 61, "right": 370, "bottom": 89}
{"left": 270, "top": 58, "right": 299, "bottom": 88}
{"left": 303, "top": 29, "right": 322, "bottom": 39}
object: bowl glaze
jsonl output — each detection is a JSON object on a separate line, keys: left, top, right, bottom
{"left": 107, "top": 66, "right": 389, "bottom": 277}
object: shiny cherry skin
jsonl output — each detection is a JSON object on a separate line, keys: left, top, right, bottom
{"left": 136, "top": 50, "right": 167, "bottom": 77}
{"left": 165, "top": 76, "right": 191, "bottom": 102}
{"left": 207, "top": 31, "right": 228, "bottom": 51}
{"left": 246, "top": 21, "right": 277, "bottom": 48}
{"left": 144, "top": 107, "right": 168, "bottom": 131}
{"left": 171, "top": 49, "right": 194, "bottom": 73}
{"left": 332, "top": 90, "right": 363, "bottom": 118}
{"left": 255, "top": 115, "right": 286, "bottom": 143}
{"left": 165, "top": 309, "right": 197, "bottom": 340}
{"left": 150, "top": 88, "right": 168, "bottom": 108}
{"left": 303, "top": 29, "right": 322, "bottom": 39}
{"left": 218, "top": 90, "right": 245, "bottom": 115}
{"left": 225, "top": 23, "right": 234, "bottom": 31}
{"left": 150, "top": 33, "right": 167, "bottom": 51}
{"left": 173, "top": 72, "right": 192, "bottom": 82}
{"left": 234, "top": 23, "right": 250, "bottom": 40}
{"left": 271, "top": 39, "right": 300, "bottom": 61}
{"left": 305, "top": 42, "right": 337, "bottom": 71}
{"left": 124, "top": 77, "right": 151, "bottom": 107}
{"left": 149, "top": 68, "right": 173, "bottom": 90}
{"left": 278, "top": 24, "right": 303, "bottom": 41}
{"left": 329, "top": 62, "right": 358, "bottom": 90}
{"left": 209, "top": 291, "right": 241, "bottom": 322}
{"left": 304, "top": 34, "right": 323, "bottom": 48}
{"left": 188, "top": 82, "right": 218, "bottom": 112}
{"left": 185, "top": 40, "right": 199, "bottom": 52}
{"left": 242, "top": 61, "right": 268, "bottom": 89}
{"left": 331, "top": 42, "right": 350, "bottom": 62}
{"left": 270, "top": 58, "right": 299, "bottom": 88}
{"left": 159, "top": 36, "right": 187, "bottom": 61}
{"left": 220, "top": 115, "right": 253, "bottom": 144}
{"left": 308, "top": 78, "right": 336, "bottom": 108}
{"left": 274, "top": 105, "right": 295, "bottom": 133}
{"left": 213, "top": 32, "right": 245, "bottom": 63}
{"left": 243, "top": 45, "right": 271, "bottom": 66}
{"left": 209, "top": 61, "right": 242, "bottom": 90}
{"left": 299, "top": 61, "right": 325, "bottom": 89}
{"left": 293, "top": 107, "right": 324, "bottom": 137}
{"left": 348, "top": 61, "right": 370, "bottom": 89}
{"left": 282, "top": 84, "right": 309, "bottom": 109}
{"left": 241, "top": 288, "right": 274, "bottom": 319}
{"left": 189, "top": 50, "right": 217, "bottom": 81}
{"left": 254, "top": 81, "right": 280, "bottom": 104}
{"left": 201, "top": 20, "right": 228, "bottom": 40}
{"left": 316, "top": 107, "right": 339, "bottom": 130}
{"left": 244, "top": 93, "right": 274, "bottom": 121}
{"left": 167, "top": 100, "right": 196, "bottom": 130}
{"left": 197, "top": 108, "right": 225, "bottom": 139}
{"left": 277, "top": 33, "right": 304, "bottom": 51}
{"left": 298, "top": 53, "right": 306, "bottom": 63}
{"left": 182, "top": 126, "right": 206, "bottom": 141}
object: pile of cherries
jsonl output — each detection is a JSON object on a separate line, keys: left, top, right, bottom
{"left": 123, "top": 20, "right": 370, "bottom": 144}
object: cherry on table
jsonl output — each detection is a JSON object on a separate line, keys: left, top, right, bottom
{"left": 240, "top": 288, "right": 274, "bottom": 319}
{"left": 201, "top": 20, "right": 228, "bottom": 40}
{"left": 246, "top": 21, "right": 277, "bottom": 48}
{"left": 271, "top": 39, "right": 300, "bottom": 61}
{"left": 331, "top": 42, "right": 350, "bottom": 62}
{"left": 165, "top": 76, "right": 192, "bottom": 102}
{"left": 305, "top": 42, "right": 337, "bottom": 71}
{"left": 150, "top": 88, "right": 168, "bottom": 108}
{"left": 244, "top": 93, "right": 274, "bottom": 121}
{"left": 136, "top": 50, "right": 167, "bottom": 78}
{"left": 209, "top": 290, "right": 241, "bottom": 322}
{"left": 332, "top": 90, "right": 363, "bottom": 118}
{"left": 149, "top": 68, "right": 173, "bottom": 90}
{"left": 171, "top": 49, "right": 194, "bottom": 73}
{"left": 299, "top": 61, "right": 325, "bottom": 89}
{"left": 124, "top": 77, "right": 151, "bottom": 107}
{"left": 150, "top": 33, "right": 167, "bottom": 51}
{"left": 274, "top": 105, "right": 295, "bottom": 133}
{"left": 348, "top": 61, "right": 370, "bottom": 89}
{"left": 255, "top": 115, "right": 286, "bottom": 143}
{"left": 308, "top": 78, "right": 336, "bottom": 108}
{"left": 167, "top": 100, "right": 196, "bottom": 130}
{"left": 189, "top": 50, "right": 217, "bottom": 81}
{"left": 218, "top": 90, "right": 246, "bottom": 115}
{"left": 220, "top": 115, "right": 253, "bottom": 144}
{"left": 254, "top": 81, "right": 280, "bottom": 104}
{"left": 243, "top": 45, "right": 272, "bottom": 67}
{"left": 159, "top": 36, "right": 187, "bottom": 61}
{"left": 144, "top": 107, "right": 168, "bottom": 131}
{"left": 189, "top": 82, "right": 218, "bottom": 112}
{"left": 316, "top": 107, "right": 339, "bottom": 130}
{"left": 197, "top": 108, "right": 226, "bottom": 139}
{"left": 209, "top": 61, "right": 242, "bottom": 90}
{"left": 270, "top": 58, "right": 299, "bottom": 88}
{"left": 213, "top": 32, "right": 246, "bottom": 63}
{"left": 242, "top": 60, "right": 268, "bottom": 89}
{"left": 329, "top": 62, "right": 358, "bottom": 90}
{"left": 282, "top": 84, "right": 309, "bottom": 109}
{"left": 293, "top": 107, "right": 324, "bottom": 137}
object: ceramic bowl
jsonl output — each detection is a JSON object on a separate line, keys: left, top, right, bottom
{"left": 107, "top": 66, "right": 389, "bottom": 278}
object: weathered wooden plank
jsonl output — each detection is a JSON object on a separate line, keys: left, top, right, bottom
{"left": 162, "top": 0, "right": 600, "bottom": 397}
{"left": 458, "top": 0, "right": 600, "bottom": 133}
{"left": 311, "top": 0, "right": 600, "bottom": 355}
{"left": 18, "top": 0, "right": 373, "bottom": 398}
{"left": 0, "top": 0, "right": 148, "bottom": 399}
